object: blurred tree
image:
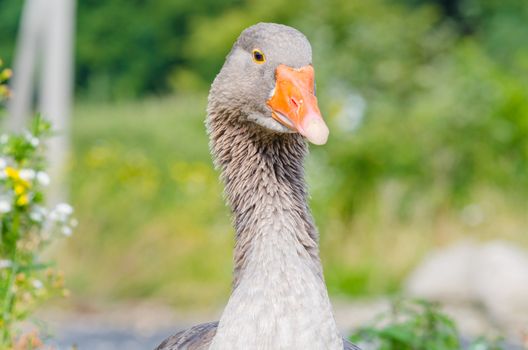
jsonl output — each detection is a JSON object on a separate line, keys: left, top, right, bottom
{"left": 182, "top": 0, "right": 528, "bottom": 220}
{"left": 74, "top": 0, "right": 243, "bottom": 99}
{"left": 0, "top": 0, "right": 517, "bottom": 299}
{"left": 0, "top": 1, "right": 24, "bottom": 65}
{"left": 1, "top": 0, "right": 526, "bottom": 99}
{"left": 2, "top": 0, "right": 525, "bottom": 219}
{"left": 1, "top": 0, "right": 526, "bottom": 216}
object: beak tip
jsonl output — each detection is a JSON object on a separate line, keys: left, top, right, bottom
{"left": 303, "top": 118, "right": 329, "bottom": 145}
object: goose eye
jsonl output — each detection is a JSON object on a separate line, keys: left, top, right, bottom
{"left": 252, "top": 49, "right": 265, "bottom": 63}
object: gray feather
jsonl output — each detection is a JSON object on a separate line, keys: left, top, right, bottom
{"left": 155, "top": 322, "right": 218, "bottom": 350}
{"left": 156, "top": 323, "right": 358, "bottom": 350}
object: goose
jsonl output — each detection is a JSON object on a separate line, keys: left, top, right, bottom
{"left": 156, "top": 23, "right": 359, "bottom": 350}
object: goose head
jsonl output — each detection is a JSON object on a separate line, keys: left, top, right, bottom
{"left": 208, "top": 23, "right": 329, "bottom": 145}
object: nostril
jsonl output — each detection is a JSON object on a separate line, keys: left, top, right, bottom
{"left": 290, "top": 98, "right": 298, "bottom": 108}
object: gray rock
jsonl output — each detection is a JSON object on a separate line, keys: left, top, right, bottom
{"left": 405, "top": 240, "right": 528, "bottom": 339}
{"left": 472, "top": 241, "right": 528, "bottom": 332}
{"left": 405, "top": 241, "right": 477, "bottom": 303}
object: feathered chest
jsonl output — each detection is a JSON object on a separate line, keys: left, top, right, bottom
{"left": 209, "top": 207, "right": 343, "bottom": 350}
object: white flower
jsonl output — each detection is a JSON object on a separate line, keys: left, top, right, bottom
{"left": 49, "top": 203, "right": 74, "bottom": 223}
{"left": 0, "top": 259, "right": 12, "bottom": 269}
{"left": 0, "top": 161, "right": 6, "bottom": 179}
{"left": 32, "top": 279, "right": 44, "bottom": 289}
{"left": 48, "top": 211, "right": 58, "bottom": 222}
{"left": 30, "top": 206, "right": 47, "bottom": 222}
{"left": 0, "top": 199, "right": 11, "bottom": 214}
{"left": 55, "top": 203, "right": 73, "bottom": 216}
{"left": 36, "top": 171, "right": 50, "bottom": 186}
{"left": 70, "top": 218, "right": 78, "bottom": 227}
{"left": 30, "top": 211, "right": 42, "bottom": 222}
{"left": 61, "top": 226, "right": 72, "bottom": 236}
{"left": 23, "top": 131, "right": 40, "bottom": 147}
{"left": 19, "top": 168, "right": 36, "bottom": 181}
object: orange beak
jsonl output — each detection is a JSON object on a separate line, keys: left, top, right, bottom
{"left": 266, "top": 64, "right": 329, "bottom": 145}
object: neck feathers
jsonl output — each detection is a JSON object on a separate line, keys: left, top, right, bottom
{"left": 206, "top": 105, "right": 343, "bottom": 350}
{"left": 207, "top": 107, "right": 321, "bottom": 286}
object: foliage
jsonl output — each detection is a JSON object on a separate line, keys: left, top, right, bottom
{"left": 1, "top": 0, "right": 526, "bottom": 210}
{"left": 0, "top": 59, "right": 11, "bottom": 107}
{"left": 0, "top": 114, "right": 76, "bottom": 348}
{"left": 350, "top": 299, "right": 506, "bottom": 350}
{"left": 1, "top": 0, "right": 527, "bottom": 303}
{"left": 62, "top": 97, "right": 528, "bottom": 306}
{"left": 75, "top": 0, "right": 245, "bottom": 99}
{"left": 0, "top": 0, "right": 526, "bottom": 98}
{"left": 111, "top": 0, "right": 527, "bottom": 219}
{"left": 129, "top": 0, "right": 528, "bottom": 298}
{"left": 0, "top": 2, "right": 23, "bottom": 70}
{"left": 64, "top": 96, "right": 233, "bottom": 304}
{"left": 295, "top": 0, "right": 528, "bottom": 220}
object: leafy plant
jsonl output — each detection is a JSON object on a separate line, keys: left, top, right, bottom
{"left": 351, "top": 299, "right": 459, "bottom": 349}
{"left": 0, "top": 59, "right": 11, "bottom": 106}
{"left": 0, "top": 64, "right": 76, "bottom": 348}
{"left": 466, "top": 337, "right": 507, "bottom": 350}
{"left": 350, "top": 299, "right": 507, "bottom": 350}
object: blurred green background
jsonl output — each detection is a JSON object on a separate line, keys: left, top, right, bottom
{"left": 1, "top": 0, "right": 527, "bottom": 308}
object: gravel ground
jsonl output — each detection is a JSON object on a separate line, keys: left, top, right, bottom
{"left": 46, "top": 327, "right": 524, "bottom": 350}
{"left": 46, "top": 328, "right": 525, "bottom": 350}
{"left": 49, "top": 327, "right": 174, "bottom": 350}
{"left": 33, "top": 300, "right": 525, "bottom": 350}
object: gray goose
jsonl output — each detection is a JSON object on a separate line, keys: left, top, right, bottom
{"left": 156, "top": 23, "right": 359, "bottom": 350}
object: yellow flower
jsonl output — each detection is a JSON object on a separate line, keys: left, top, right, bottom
{"left": 14, "top": 184, "right": 26, "bottom": 195}
{"left": 16, "top": 273, "right": 26, "bottom": 283}
{"left": 1, "top": 68, "right": 12, "bottom": 80}
{"left": 5, "top": 166, "right": 19, "bottom": 179}
{"left": 16, "top": 195, "right": 29, "bottom": 206}
{"left": 18, "top": 178, "right": 31, "bottom": 189}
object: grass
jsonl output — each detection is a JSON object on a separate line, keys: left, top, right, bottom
{"left": 56, "top": 95, "right": 528, "bottom": 308}
{"left": 61, "top": 94, "right": 234, "bottom": 306}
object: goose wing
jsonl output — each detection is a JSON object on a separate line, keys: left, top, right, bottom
{"left": 344, "top": 338, "right": 362, "bottom": 350}
{"left": 155, "top": 321, "right": 361, "bottom": 350}
{"left": 155, "top": 322, "right": 218, "bottom": 350}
